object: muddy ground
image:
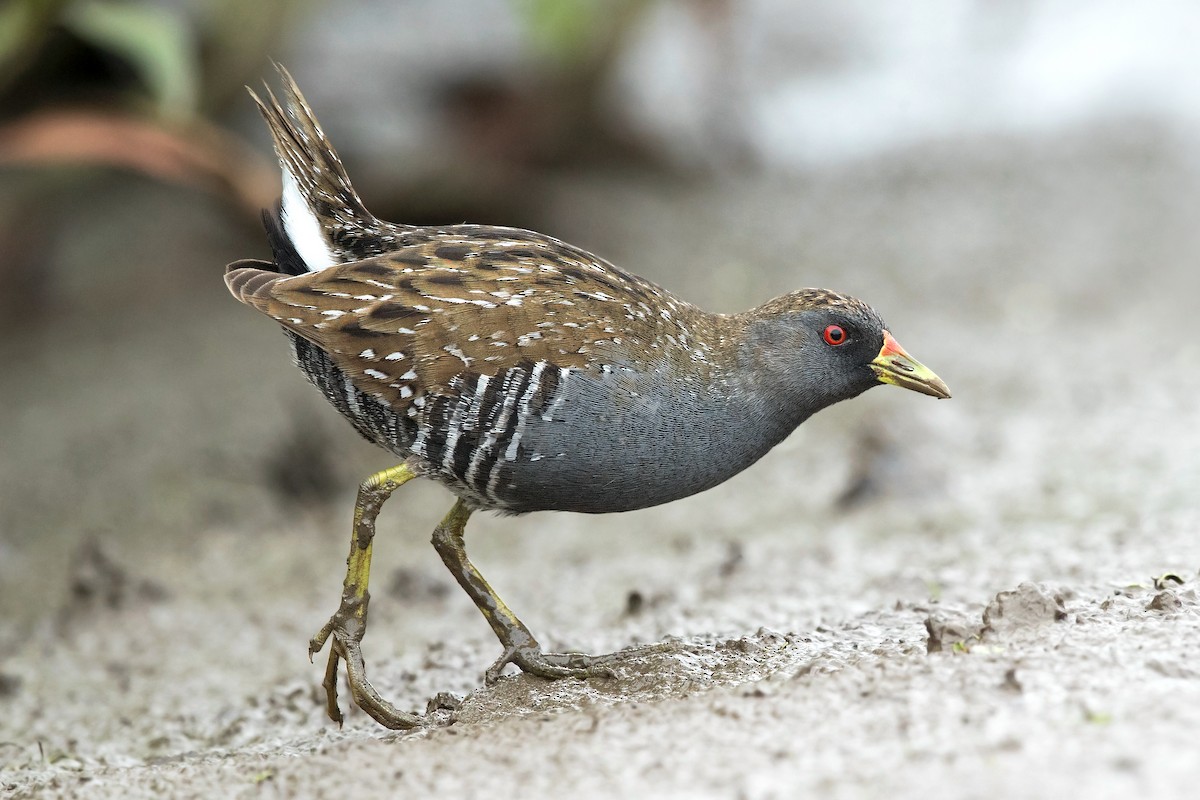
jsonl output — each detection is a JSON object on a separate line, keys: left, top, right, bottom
{"left": 2, "top": 123, "right": 1199, "bottom": 798}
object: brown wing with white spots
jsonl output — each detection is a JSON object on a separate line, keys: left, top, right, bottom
{"left": 225, "top": 234, "right": 714, "bottom": 411}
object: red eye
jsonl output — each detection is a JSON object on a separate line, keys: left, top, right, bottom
{"left": 823, "top": 324, "right": 847, "bottom": 346}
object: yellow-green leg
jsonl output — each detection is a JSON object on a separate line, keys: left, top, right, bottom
{"left": 431, "top": 499, "right": 616, "bottom": 685}
{"left": 308, "top": 462, "right": 420, "bottom": 729}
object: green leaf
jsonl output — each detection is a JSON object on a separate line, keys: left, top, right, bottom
{"left": 62, "top": 0, "right": 199, "bottom": 120}
{"left": 517, "top": 0, "right": 607, "bottom": 62}
{"left": 0, "top": 2, "right": 36, "bottom": 68}
{"left": 0, "top": 0, "right": 69, "bottom": 77}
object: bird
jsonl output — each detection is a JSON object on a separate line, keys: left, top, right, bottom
{"left": 225, "top": 66, "right": 950, "bottom": 730}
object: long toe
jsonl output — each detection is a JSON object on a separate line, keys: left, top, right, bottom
{"left": 336, "top": 634, "right": 425, "bottom": 730}
{"left": 320, "top": 646, "right": 345, "bottom": 725}
{"left": 487, "top": 645, "right": 618, "bottom": 684}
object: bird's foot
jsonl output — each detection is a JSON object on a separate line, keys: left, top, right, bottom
{"left": 309, "top": 609, "right": 424, "bottom": 730}
{"left": 485, "top": 639, "right": 617, "bottom": 685}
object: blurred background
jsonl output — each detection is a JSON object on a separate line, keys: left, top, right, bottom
{"left": 3, "top": 0, "right": 1200, "bottom": 791}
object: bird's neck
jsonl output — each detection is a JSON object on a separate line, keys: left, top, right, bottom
{"left": 669, "top": 307, "right": 813, "bottom": 449}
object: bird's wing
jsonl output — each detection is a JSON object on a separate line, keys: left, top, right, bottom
{"left": 225, "top": 235, "right": 705, "bottom": 410}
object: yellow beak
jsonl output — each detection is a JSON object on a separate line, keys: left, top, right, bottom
{"left": 870, "top": 331, "right": 951, "bottom": 399}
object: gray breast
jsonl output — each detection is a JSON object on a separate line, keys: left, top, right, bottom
{"left": 287, "top": 334, "right": 800, "bottom": 515}
{"left": 417, "top": 359, "right": 798, "bottom": 515}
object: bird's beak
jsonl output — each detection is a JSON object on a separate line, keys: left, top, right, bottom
{"left": 870, "top": 331, "right": 951, "bottom": 399}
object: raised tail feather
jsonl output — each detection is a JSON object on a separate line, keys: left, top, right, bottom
{"left": 249, "top": 64, "right": 407, "bottom": 273}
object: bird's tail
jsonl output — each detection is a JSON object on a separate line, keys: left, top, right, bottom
{"left": 250, "top": 65, "right": 404, "bottom": 275}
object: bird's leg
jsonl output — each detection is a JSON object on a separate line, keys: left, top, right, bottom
{"left": 431, "top": 499, "right": 616, "bottom": 685}
{"left": 308, "top": 462, "right": 421, "bottom": 729}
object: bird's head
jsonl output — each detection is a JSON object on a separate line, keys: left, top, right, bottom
{"left": 739, "top": 289, "right": 950, "bottom": 421}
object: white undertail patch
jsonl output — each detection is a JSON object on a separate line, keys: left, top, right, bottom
{"left": 281, "top": 170, "right": 337, "bottom": 272}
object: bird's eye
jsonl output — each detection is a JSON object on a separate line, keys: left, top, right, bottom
{"left": 823, "top": 324, "right": 847, "bottom": 346}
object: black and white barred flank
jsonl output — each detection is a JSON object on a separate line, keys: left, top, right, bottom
{"left": 291, "top": 332, "right": 575, "bottom": 511}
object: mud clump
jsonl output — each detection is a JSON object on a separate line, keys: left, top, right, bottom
{"left": 924, "top": 611, "right": 983, "bottom": 653}
{"left": 1146, "top": 591, "right": 1182, "bottom": 612}
{"left": 923, "top": 582, "right": 1068, "bottom": 652}
{"left": 982, "top": 582, "right": 1067, "bottom": 640}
